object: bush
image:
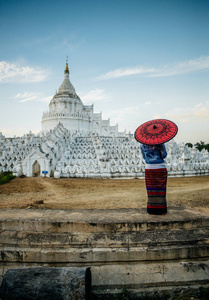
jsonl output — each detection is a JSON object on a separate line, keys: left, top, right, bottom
{"left": 0, "top": 172, "right": 16, "bottom": 185}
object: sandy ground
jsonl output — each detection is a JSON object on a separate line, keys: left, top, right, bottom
{"left": 0, "top": 176, "right": 209, "bottom": 213}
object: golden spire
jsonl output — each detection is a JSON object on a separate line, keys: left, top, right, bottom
{"left": 64, "top": 56, "right": 69, "bottom": 74}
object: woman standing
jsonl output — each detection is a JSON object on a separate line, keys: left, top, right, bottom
{"left": 134, "top": 119, "right": 178, "bottom": 215}
{"left": 140, "top": 143, "right": 167, "bottom": 215}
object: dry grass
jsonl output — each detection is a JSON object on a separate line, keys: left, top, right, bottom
{"left": 0, "top": 176, "right": 209, "bottom": 213}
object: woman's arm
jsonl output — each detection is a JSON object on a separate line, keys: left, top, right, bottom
{"left": 161, "top": 144, "right": 167, "bottom": 159}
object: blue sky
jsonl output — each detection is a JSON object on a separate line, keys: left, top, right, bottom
{"left": 0, "top": 0, "right": 209, "bottom": 143}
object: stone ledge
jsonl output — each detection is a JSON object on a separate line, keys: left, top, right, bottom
{"left": 0, "top": 207, "right": 208, "bottom": 264}
{"left": 0, "top": 207, "right": 209, "bottom": 297}
{"left": 92, "top": 261, "right": 209, "bottom": 290}
{"left": 1, "top": 245, "right": 209, "bottom": 264}
{"left": 1, "top": 228, "right": 208, "bottom": 248}
{"left": 0, "top": 207, "right": 208, "bottom": 232}
{"left": 92, "top": 261, "right": 209, "bottom": 299}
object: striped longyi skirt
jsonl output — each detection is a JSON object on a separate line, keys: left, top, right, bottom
{"left": 145, "top": 167, "right": 167, "bottom": 215}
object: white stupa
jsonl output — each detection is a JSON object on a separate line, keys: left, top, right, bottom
{"left": 42, "top": 60, "right": 120, "bottom": 136}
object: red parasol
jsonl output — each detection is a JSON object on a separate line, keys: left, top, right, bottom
{"left": 134, "top": 119, "right": 178, "bottom": 145}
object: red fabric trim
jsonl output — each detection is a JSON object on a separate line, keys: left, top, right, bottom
{"left": 147, "top": 205, "right": 167, "bottom": 209}
{"left": 147, "top": 192, "right": 166, "bottom": 196}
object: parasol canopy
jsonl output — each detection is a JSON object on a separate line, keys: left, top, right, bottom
{"left": 134, "top": 119, "right": 178, "bottom": 145}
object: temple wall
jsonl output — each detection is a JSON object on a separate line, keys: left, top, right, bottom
{"left": 42, "top": 117, "right": 92, "bottom": 133}
{"left": 0, "top": 124, "right": 209, "bottom": 178}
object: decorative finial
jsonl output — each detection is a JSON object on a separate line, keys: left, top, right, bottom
{"left": 64, "top": 56, "right": 69, "bottom": 74}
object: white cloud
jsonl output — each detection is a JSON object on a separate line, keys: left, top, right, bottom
{"left": 0, "top": 61, "right": 49, "bottom": 83}
{"left": 193, "top": 104, "right": 209, "bottom": 119}
{"left": 15, "top": 92, "right": 52, "bottom": 103}
{"left": 39, "top": 95, "right": 53, "bottom": 103}
{"left": 96, "top": 56, "right": 209, "bottom": 80}
{"left": 97, "top": 66, "right": 155, "bottom": 80}
{"left": 151, "top": 56, "right": 209, "bottom": 77}
{"left": 103, "top": 106, "right": 140, "bottom": 124}
{"left": 159, "top": 101, "right": 209, "bottom": 123}
{"left": 15, "top": 92, "right": 40, "bottom": 103}
{"left": 79, "top": 89, "right": 111, "bottom": 104}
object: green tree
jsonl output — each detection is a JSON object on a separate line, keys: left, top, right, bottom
{"left": 195, "top": 141, "right": 209, "bottom": 152}
{"left": 186, "top": 142, "right": 193, "bottom": 148}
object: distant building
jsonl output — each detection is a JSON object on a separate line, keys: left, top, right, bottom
{"left": 0, "top": 62, "right": 209, "bottom": 178}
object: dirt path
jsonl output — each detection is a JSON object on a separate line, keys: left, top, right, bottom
{"left": 0, "top": 176, "right": 209, "bottom": 213}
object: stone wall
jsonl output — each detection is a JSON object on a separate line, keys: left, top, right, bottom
{"left": 0, "top": 208, "right": 209, "bottom": 298}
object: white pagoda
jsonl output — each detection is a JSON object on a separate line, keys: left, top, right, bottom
{"left": 42, "top": 61, "right": 120, "bottom": 136}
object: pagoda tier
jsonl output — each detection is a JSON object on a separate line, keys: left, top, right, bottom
{"left": 42, "top": 62, "right": 120, "bottom": 136}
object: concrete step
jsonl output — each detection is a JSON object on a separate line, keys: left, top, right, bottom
{"left": 1, "top": 228, "right": 209, "bottom": 248}
{"left": 0, "top": 208, "right": 208, "bottom": 233}
{"left": 0, "top": 207, "right": 209, "bottom": 298}
{"left": 1, "top": 244, "right": 209, "bottom": 264}
{"left": 92, "top": 261, "right": 209, "bottom": 299}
